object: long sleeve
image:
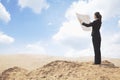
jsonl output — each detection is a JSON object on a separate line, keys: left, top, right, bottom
{"left": 82, "top": 20, "right": 102, "bottom": 37}
{"left": 82, "top": 21, "right": 95, "bottom": 27}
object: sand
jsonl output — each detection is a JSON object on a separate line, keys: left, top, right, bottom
{"left": 0, "top": 54, "right": 120, "bottom": 80}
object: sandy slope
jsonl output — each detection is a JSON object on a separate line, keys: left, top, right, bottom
{"left": 0, "top": 54, "right": 120, "bottom": 80}
{"left": 27, "top": 60, "right": 120, "bottom": 80}
{"left": 0, "top": 60, "right": 120, "bottom": 80}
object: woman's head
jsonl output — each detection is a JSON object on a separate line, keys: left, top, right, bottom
{"left": 94, "top": 12, "right": 102, "bottom": 21}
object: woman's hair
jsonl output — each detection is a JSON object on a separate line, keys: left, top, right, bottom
{"left": 94, "top": 12, "right": 102, "bottom": 21}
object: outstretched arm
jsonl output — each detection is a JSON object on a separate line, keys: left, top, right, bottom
{"left": 82, "top": 22, "right": 94, "bottom": 27}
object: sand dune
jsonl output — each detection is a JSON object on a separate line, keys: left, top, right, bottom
{"left": 0, "top": 60, "right": 120, "bottom": 80}
{"left": 0, "top": 54, "right": 120, "bottom": 80}
{"left": 28, "top": 60, "right": 120, "bottom": 80}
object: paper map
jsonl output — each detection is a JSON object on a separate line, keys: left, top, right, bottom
{"left": 76, "top": 13, "right": 92, "bottom": 31}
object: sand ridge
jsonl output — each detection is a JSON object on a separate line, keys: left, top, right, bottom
{"left": 0, "top": 54, "right": 120, "bottom": 80}
{"left": 0, "top": 60, "right": 120, "bottom": 80}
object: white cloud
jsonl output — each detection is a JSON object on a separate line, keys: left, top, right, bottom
{"left": 52, "top": 0, "right": 120, "bottom": 58}
{"left": 64, "top": 48, "right": 93, "bottom": 57}
{"left": 0, "top": 32, "right": 14, "bottom": 44}
{"left": 118, "top": 20, "right": 120, "bottom": 27}
{"left": 63, "top": 33, "right": 120, "bottom": 58}
{"left": 53, "top": 20, "right": 91, "bottom": 41}
{"left": 101, "top": 33, "right": 120, "bottom": 58}
{"left": 53, "top": 0, "right": 120, "bottom": 42}
{"left": 24, "top": 42, "right": 46, "bottom": 54}
{"left": 0, "top": 3, "right": 11, "bottom": 23}
{"left": 52, "top": 19, "right": 91, "bottom": 55}
{"left": 18, "top": 0, "right": 49, "bottom": 14}
{"left": 65, "top": 0, "right": 120, "bottom": 20}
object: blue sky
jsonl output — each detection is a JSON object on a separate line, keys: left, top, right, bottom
{"left": 0, "top": 0, "right": 120, "bottom": 58}
{"left": 0, "top": 0, "right": 75, "bottom": 41}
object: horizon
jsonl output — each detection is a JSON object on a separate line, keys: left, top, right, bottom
{"left": 0, "top": 0, "right": 120, "bottom": 58}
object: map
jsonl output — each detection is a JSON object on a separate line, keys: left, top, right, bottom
{"left": 76, "top": 13, "right": 92, "bottom": 31}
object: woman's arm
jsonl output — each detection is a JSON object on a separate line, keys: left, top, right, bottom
{"left": 82, "top": 21, "right": 94, "bottom": 27}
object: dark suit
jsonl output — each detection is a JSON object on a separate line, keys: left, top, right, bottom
{"left": 82, "top": 19, "right": 101, "bottom": 64}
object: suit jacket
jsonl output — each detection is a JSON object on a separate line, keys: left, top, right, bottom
{"left": 82, "top": 19, "right": 102, "bottom": 37}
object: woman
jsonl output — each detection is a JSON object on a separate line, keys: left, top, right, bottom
{"left": 82, "top": 12, "right": 102, "bottom": 64}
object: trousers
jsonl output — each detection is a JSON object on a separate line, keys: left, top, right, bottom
{"left": 92, "top": 35, "right": 101, "bottom": 64}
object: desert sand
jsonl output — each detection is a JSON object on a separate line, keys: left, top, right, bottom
{"left": 0, "top": 54, "right": 120, "bottom": 80}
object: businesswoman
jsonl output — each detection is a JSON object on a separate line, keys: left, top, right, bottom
{"left": 82, "top": 12, "right": 102, "bottom": 64}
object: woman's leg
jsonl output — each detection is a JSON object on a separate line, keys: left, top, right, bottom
{"left": 92, "top": 36, "right": 101, "bottom": 64}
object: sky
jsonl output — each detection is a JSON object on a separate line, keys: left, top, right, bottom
{"left": 0, "top": 0, "right": 120, "bottom": 58}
